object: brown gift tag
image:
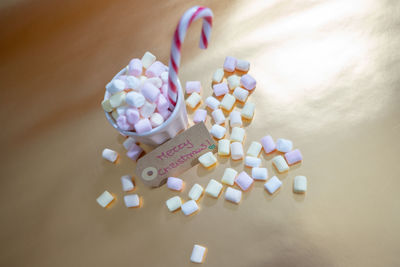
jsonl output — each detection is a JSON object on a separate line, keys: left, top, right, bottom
{"left": 136, "top": 122, "right": 217, "bottom": 187}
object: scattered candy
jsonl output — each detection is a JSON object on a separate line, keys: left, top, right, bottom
{"left": 150, "top": 113, "right": 164, "bottom": 128}
{"left": 126, "top": 91, "right": 145, "bottom": 108}
{"left": 193, "top": 109, "right": 207, "bottom": 124}
{"left": 230, "top": 127, "right": 245, "bottom": 143}
{"left": 124, "top": 194, "right": 140, "bottom": 208}
{"left": 236, "top": 59, "right": 250, "bottom": 72}
{"left": 210, "top": 124, "right": 226, "bottom": 139}
{"left": 244, "top": 156, "right": 261, "bottom": 168}
{"left": 167, "top": 177, "right": 183, "bottom": 191}
{"left": 272, "top": 155, "right": 289, "bottom": 173}
{"left": 121, "top": 175, "right": 134, "bottom": 191}
{"left": 123, "top": 137, "right": 136, "bottom": 150}
{"left": 134, "top": 118, "right": 152, "bottom": 134}
{"left": 252, "top": 167, "right": 268, "bottom": 181}
{"left": 240, "top": 74, "right": 256, "bottom": 90}
{"left": 221, "top": 168, "right": 238, "bottom": 186}
{"left": 190, "top": 244, "right": 207, "bottom": 263}
{"left": 220, "top": 93, "right": 236, "bottom": 111}
{"left": 235, "top": 171, "right": 254, "bottom": 191}
{"left": 188, "top": 184, "right": 204, "bottom": 201}
{"left": 261, "top": 135, "right": 276, "bottom": 153}
{"left": 229, "top": 110, "right": 243, "bottom": 127}
{"left": 233, "top": 87, "right": 249, "bottom": 103}
{"left": 276, "top": 138, "right": 293, "bottom": 153}
{"left": 102, "top": 148, "right": 119, "bottom": 163}
{"left": 225, "top": 187, "right": 242, "bottom": 204}
{"left": 264, "top": 176, "right": 282, "bottom": 194}
{"left": 285, "top": 149, "right": 303, "bottom": 165}
{"left": 181, "top": 200, "right": 199, "bottom": 216}
{"left": 141, "top": 51, "right": 156, "bottom": 69}
{"left": 212, "top": 68, "right": 224, "bottom": 83}
{"left": 96, "top": 190, "right": 114, "bottom": 208}
{"left": 166, "top": 196, "right": 182, "bottom": 212}
{"left": 198, "top": 152, "right": 217, "bottom": 168}
{"left": 230, "top": 142, "right": 244, "bottom": 160}
{"left": 126, "top": 143, "right": 143, "bottom": 161}
{"left": 247, "top": 141, "right": 262, "bottom": 157}
{"left": 213, "top": 82, "right": 229, "bottom": 97}
{"left": 186, "top": 81, "right": 201, "bottom": 94}
{"left": 241, "top": 102, "right": 255, "bottom": 120}
{"left": 205, "top": 96, "right": 221, "bottom": 110}
{"left": 223, "top": 56, "right": 236, "bottom": 72}
{"left": 205, "top": 179, "right": 223, "bottom": 198}
{"left": 211, "top": 109, "right": 226, "bottom": 125}
{"left": 293, "top": 176, "right": 307, "bottom": 193}
{"left": 227, "top": 75, "right": 241, "bottom": 90}
{"left": 186, "top": 92, "right": 202, "bottom": 109}
{"left": 218, "top": 139, "right": 230, "bottom": 156}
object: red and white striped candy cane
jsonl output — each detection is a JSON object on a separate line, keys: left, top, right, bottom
{"left": 168, "top": 6, "right": 213, "bottom": 107}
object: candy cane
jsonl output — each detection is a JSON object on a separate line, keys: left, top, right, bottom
{"left": 168, "top": 6, "right": 213, "bottom": 107}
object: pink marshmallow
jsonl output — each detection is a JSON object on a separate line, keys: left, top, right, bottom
{"left": 141, "top": 82, "right": 160, "bottom": 103}
{"left": 186, "top": 81, "right": 201, "bottom": 94}
{"left": 223, "top": 56, "right": 237, "bottom": 72}
{"left": 167, "top": 177, "right": 183, "bottom": 191}
{"left": 261, "top": 135, "right": 276, "bottom": 153}
{"left": 117, "top": 115, "right": 133, "bottom": 131}
{"left": 235, "top": 171, "right": 254, "bottom": 191}
{"left": 128, "top": 58, "right": 142, "bottom": 77}
{"left": 240, "top": 74, "right": 256, "bottom": 90}
{"left": 213, "top": 82, "right": 229, "bottom": 97}
{"left": 145, "top": 61, "right": 165, "bottom": 78}
{"left": 159, "top": 108, "right": 171, "bottom": 120}
{"left": 126, "top": 108, "right": 140, "bottom": 125}
{"left": 134, "top": 118, "right": 152, "bottom": 134}
{"left": 157, "top": 94, "right": 169, "bottom": 112}
{"left": 284, "top": 149, "right": 303, "bottom": 165}
{"left": 126, "top": 143, "right": 143, "bottom": 161}
{"left": 193, "top": 109, "right": 207, "bottom": 124}
{"left": 161, "top": 84, "right": 169, "bottom": 99}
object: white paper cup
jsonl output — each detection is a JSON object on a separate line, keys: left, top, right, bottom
{"left": 104, "top": 67, "right": 189, "bottom": 146}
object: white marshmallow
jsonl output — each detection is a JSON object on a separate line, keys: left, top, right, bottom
{"left": 109, "top": 91, "right": 127, "bottom": 108}
{"left": 121, "top": 175, "right": 134, "bottom": 191}
{"left": 147, "top": 77, "right": 162, "bottom": 88}
{"left": 220, "top": 93, "right": 236, "bottom": 111}
{"left": 211, "top": 109, "right": 226, "bottom": 125}
{"left": 96, "top": 191, "right": 114, "bottom": 208}
{"left": 181, "top": 200, "right": 199, "bottom": 216}
{"left": 139, "top": 75, "right": 148, "bottom": 85}
{"left": 252, "top": 167, "right": 268, "bottom": 181}
{"left": 141, "top": 51, "right": 156, "bottom": 69}
{"left": 276, "top": 138, "right": 293, "bottom": 153}
{"left": 106, "top": 79, "right": 125, "bottom": 94}
{"left": 233, "top": 87, "right": 249, "bottom": 102}
{"left": 188, "top": 184, "right": 204, "bottom": 201}
{"left": 140, "top": 101, "right": 157, "bottom": 118}
{"left": 205, "top": 179, "right": 223, "bottom": 198}
{"left": 230, "top": 142, "right": 244, "bottom": 160}
{"left": 186, "top": 92, "right": 202, "bottom": 109}
{"left": 241, "top": 102, "right": 255, "bottom": 120}
{"left": 272, "top": 155, "right": 289, "bottom": 173}
{"left": 210, "top": 124, "right": 226, "bottom": 139}
{"left": 165, "top": 196, "right": 182, "bottom": 212}
{"left": 212, "top": 68, "right": 224, "bottom": 83}
{"left": 221, "top": 168, "right": 238, "bottom": 185}
{"left": 245, "top": 156, "right": 261, "bottom": 168}
{"left": 123, "top": 137, "right": 136, "bottom": 150}
{"left": 205, "top": 96, "right": 220, "bottom": 110}
{"left": 116, "top": 105, "right": 128, "bottom": 116}
{"left": 198, "top": 152, "right": 217, "bottom": 168}
{"left": 101, "top": 99, "right": 113, "bottom": 112}
{"left": 160, "top": 71, "right": 169, "bottom": 83}
{"left": 225, "top": 187, "right": 242, "bottom": 204}
{"left": 102, "top": 148, "right": 119, "bottom": 163}
{"left": 126, "top": 76, "right": 140, "bottom": 90}
{"left": 227, "top": 75, "right": 241, "bottom": 90}
{"left": 236, "top": 59, "right": 250, "bottom": 72}
{"left": 229, "top": 110, "right": 242, "bottom": 127}
{"left": 247, "top": 141, "right": 262, "bottom": 157}
{"left": 230, "top": 127, "right": 245, "bottom": 143}
{"left": 124, "top": 194, "right": 140, "bottom": 208}
{"left": 264, "top": 176, "right": 282, "bottom": 194}
{"left": 218, "top": 139, "right": 230, "bottom": 156}
{"left": 294, "top": 176, "right": 307, "bottom": 193}
{"left": 111, "top": 110, "right": 119, "bottom": 120}
{"left": 126, "top": 91, "right": 146, "bottom": 108}
{"left": 191, "top": 244, "right": 207, "bottom": 263}
{"left": 150, "top": 113, "right": 164, "bottom": 128}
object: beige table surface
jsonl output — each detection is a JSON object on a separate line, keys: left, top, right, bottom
{"left": 1, "top": 0, "right": 400, "bottom": 266}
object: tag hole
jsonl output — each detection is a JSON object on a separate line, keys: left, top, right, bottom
{"left": 148, "top": 171, "right": 153, "bottom": 176}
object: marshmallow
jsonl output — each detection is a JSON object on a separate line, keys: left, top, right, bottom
{"left": 252, "top": 167, "right": 268, "bottom": 181}
{"left": 160, "top": 71, "right": 168, "bottom": 83}
{"left": 126, "top": 91, "right": 146, "bottom": 108}
{"left": 227, "top": 75, "right": 241, "bottom": 90}
{"left": 221, "top": 168, "right": 238, "bottom": 186}
{"left": 223, "top": 56, "right": 237, "bottom": 72}
{"left": 141, "top": 51, "right": 156, "bottom": 69}
{"left": 101, "top": 99, "right": 113, "bottom": 112}
{"left": 230, "top": 142, "right": 244, "bottom": 160}
{"left": 188, "top": 184, "right": 204, "bottom": 201}
{"left": 233, "top": 87, "right": 249, "bottom": 103}
{"left": 276, "top": 138, "right": 293, "bottom": 153}
{"left": 205, "top": 179, "right": 223, "bottom": 198}
{"left": 244, "top": 156, "right": 261, "bottom": 168}
{"left": 106, "top": 79, "right": 125, "bottom": 94}
{"left": 211, "top": 109, "right": 226, "bottom": 125}
{"left": 294, "top": 175, "right": 307, "bottom": 193}
{"left": 126, "top": 143, "right": 143, "bottom": 161}
{"left": 247, "top": 141, "right": 262, "bottom": 157}
{"left": 193, "top": 109, "right": 207, "bottom": 124}
{"left": 167, "top": 177, "right": 183, "bottom": 191}
{"left": 231, "top": 127, "right": 245, "bottom": 143}
{"left": 141, "top": 82, "right": 160, "bottom": 103}
{"left": 272, "top": 155, "right": 289, "bottom": 173}
{"left": 241, "top": 102, "right": 255, "bottom": 120}
{"left": 117, "top": 115, "right": 133, "bottom": 131}
{"left": 134, "top": 118, "right": 152, "bottom": 134}
{"left": 109, "top": 91, "right": 127, "bottom": 108}
{"left": 218, "top": 139, "right": 230, "bottom": 156}
{"left": 140, "top": 101, "right": 157, "bottom": 118}
{"left": 213, "top": 82, "right": 229, "bottom": 97}
{"left": 261, "top": 135, "right": 276, "bottom": 153}
{"left": 111, "top": 110, "right": 119, "bottom": 120}
{"left": 150, "top": 113, "right": 164, "bottom": 128}
{"left": 139, "top": 75, "right": 148, "bottom": 85}
{"left": 161, "top": 84, "right": 168, "bottom": 99}
{"left": 124, "top": 194, "right": 140, "bottom": 208}
{"left": 236, "top": 59, "right": 250, "bottom": 72}
{"left": 128, "top": 58, "right": 142, "bottom": 77}
{"left": 102, "top": 148, "right": 118, "bottom": 163}
{"left": 240, "top": 74, "right": 256, "bottom": 90}
{"left": 212, "top": 68, "right": 224, "bottom": 83}
{"left": 186, "top": 92, "right": 201, "bottom": 109}
{"left": 159, "top": 108, "right": 171, "bottom": 120}
{"left": 126, "top": 75, "right": 140, "bottom": 90}
{"left": 220, "top": 93, "right": 236, "bottom": 111}
{"left": 145, "top": 61, "right": 165, "bottom": 78}
{"left": 96, "top": 191, "right": 114, "bottom": 208}
{"left": 186, "top": 81, "right": 201, "bottom": 94}
{"left": 157, "top": 94, "right": 169, "bottom": 112}
{"left": 264, "top": 176, "right": 282, "bottom": 194}
{"left": 147, "top": 77, "right": 162, "bottom": 88}
{"left": 116, "top": 106, "right": 128, "bottom": 117}
{"left": 210, "top": 124, "right": 226, "bottom": 139}
{"left": 225, "top": 187, "right": 242, "bottom": 204}
{"left": 121, "top": 175, "right": 134, "bottom": 191}
{"left": 191, "top": 244, "right": 207, "bottom": 263}
{"left": 229, "top": 110, "right": 243, "bottom": 127}
{"left": 181, "top": 200, "right": 199, "bottom": 216}
{"left": 235, "top": 171, "right": 254, "bottom": 191}
{"left": 123, "top": 137, "right": 136, "bottom": 150}
{"left": 198, "top": 152, "right": 217, "bottom": 168}
{"left": 205, "top": 96, "right": 220, "bottom": 110}
{"left": 285, "top": 149, "right": 303, "bottom": 165}
{"left": 126, "top": 108, "right": 140, "bottom": 125}
{"left": 166, "top": 196, "right": 182, "bottom": 212}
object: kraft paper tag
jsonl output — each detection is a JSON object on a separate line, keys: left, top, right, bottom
{"left": 136, "top": 122, "right": 217, "bottom": 187}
